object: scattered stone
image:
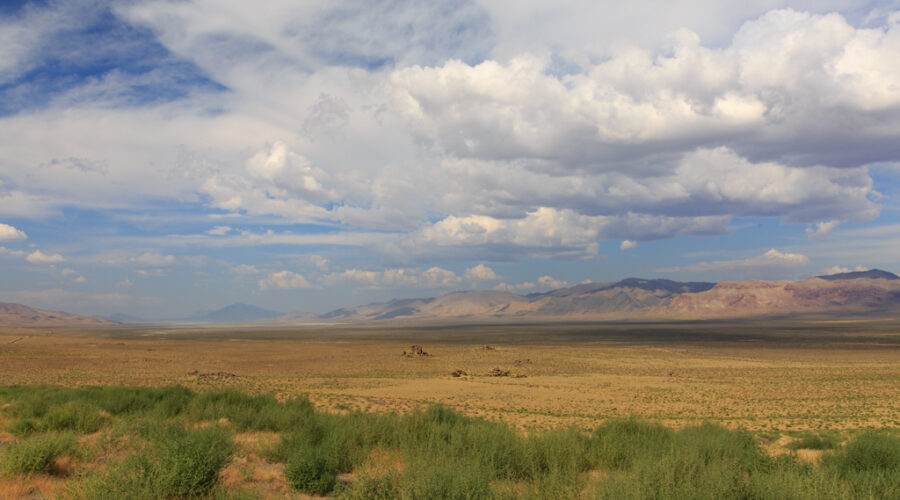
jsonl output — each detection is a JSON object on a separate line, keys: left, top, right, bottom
{"left": 513, "top": 359, "right": 532, "bottom": 366}
{"left": 402, "top": 345, "right": 432, "bottom": 357}
{"left": 450, "top": 369, "right": 468, "bottom": 377}
{"left": 487, "top": 367, "right": 510, "bottom": 377}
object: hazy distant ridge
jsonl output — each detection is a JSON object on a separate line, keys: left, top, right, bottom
{"left": 185, "top": 303, "right": 283, "bottom": 323}
{"left": 0, "top": 302, "right": 111, "bottom": 326}
{"left": 815, "top": 269, "right": 900, "bottom": 281}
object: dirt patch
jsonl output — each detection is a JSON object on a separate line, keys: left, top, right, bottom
{"left": 797, "top": 449, "right": 825, "bottom": 464}
{"left": 220, "top": 457, "right": 291, "bottom": 497}
{"left": 0, "top": 475, "right": 67, "bottom": 499}
{"left": 360, "top": 449, "right": 404, "bottom": 476}
{"left": 51, "top": 455, "right": 76, "bottom": 477}
{"left": 234, "top": 431, "right": 280, "bottom": 453}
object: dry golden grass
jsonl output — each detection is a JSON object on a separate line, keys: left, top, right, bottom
{"left": 1, "top": 320, "right": 899, "bottom": 433}
{"left": 219, "top": 431, "right": 294, "bottom": 498}
{"left": 0, "top": 475, "right": 68, "bottom": 499}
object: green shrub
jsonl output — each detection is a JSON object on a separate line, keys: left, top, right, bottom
{"left": 594, "top": 423, "right": 771, "bottom": 499}
{"left": 154, "top": 424, "right": 234, "bottom": 496}
{"left": 787, "top": 434, "right": 839, "bottom": 451}
{"left": 7, "top": 418, "right": 40, "bottom": 436}
{"left": 458, "top": 420, "right": 526, "bottom": 480}
{"left": 187, "top": 389, "right": 314, "bottom": 432}
{"left": 336, "top": 472, "right": 401, "bottom": 499}
{"left": 524, "top": 428, "right": 589, "bottom": 477}
{"left": 822, "top": 431, "right": 900, "bottom": 499}
{"left": 675, "top": 423, "right": 767, "bottom": 471}
{"left": 4, "top": 386, "right": 72, "bottom": 419}
{"left": 590, "top": 418, "right": 673, "bottom": 469}
{"left": 747, "top": 457, "right": 847, "bottom": 500}
{"left": 75, "top": 424, "right": 233, "bottom": 499}
{"left": 285, "top": 443, "right": 338, "bottom": 495}
{"left": 827, "top": 432, "right": 900, "bottom": 475}
{"left": 43, "top": 400, "right": 107, "bottom": 433}
{"left": 84, "top": 385, "right": 195, "bottom": 417}
{"left": 9, "top": 386, "right": 900, "bottom": 500}
{"left": 0, "top": 432, "right": 76, "bottom": 476}
{"left": 1, "top": 385, "right": 197, "bottom": 422}
{"left": 402, "top": 458, "right": 492, "bottom": 500}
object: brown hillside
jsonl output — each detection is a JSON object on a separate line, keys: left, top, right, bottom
{"left": 0, "top": 302, "right": 111, "bottom": 326}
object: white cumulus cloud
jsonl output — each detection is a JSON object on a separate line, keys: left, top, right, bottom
{"left": 494, "top": 275, "right": 568, "bottom": 293}
{"left": 821, "top": 264, "right": 868, "bottom": 275}
{"left": 325, "top": 266, "right": 463, "bottom": 289}
{"left": 463, "top": 264, "right": 500, "bottom": 282}
{"left": 131, "top": 253, "right": 177, "bottom": 267}
{"left": 26, "top": 250, "right": 64, "bottom": 264}
{"left": 206, "top": 225, "right": 232, "bottom": 236}
{"left": 258, "top": 270, "right": 313, "bottom": 291}
{"left": 806, "top": 220, "right": 840, "bottom": 238}
{"left": 0, "top": 223, "right": 26, "bottom": 241}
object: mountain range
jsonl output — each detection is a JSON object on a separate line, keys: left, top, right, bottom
{"left": 2, "top": 270, "right": 899, "bottom": 326}
{"left": 0, "top": 302, "right": 112, "bottom": 326}
{"left": 320, "top": 269, "right": 900, "bottom": 322}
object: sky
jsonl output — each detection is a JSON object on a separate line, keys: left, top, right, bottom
{"left": 2, "top": 0, "right": 900, "bottom": 319}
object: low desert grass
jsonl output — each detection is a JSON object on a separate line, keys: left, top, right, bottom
{"left": 787, "top": 434, "right": 840, "bottom": 451}
{"left": 70, "top": 423, "right": 233, "bottom": 499}
{"left": 3, "top": 385, "right": 900, "bottom": 499}
{"left": 0, "top": 432, "right": 76, "bottom": 476}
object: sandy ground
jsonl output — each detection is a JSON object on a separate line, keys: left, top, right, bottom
{"left": 2, "top": 320, "right": 899, "bottom": 432}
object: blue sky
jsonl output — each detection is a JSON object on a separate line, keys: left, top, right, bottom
{"left": 2, "top": 0, "right": 900, "bottom": 318}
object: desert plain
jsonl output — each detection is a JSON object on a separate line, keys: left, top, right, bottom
{"left": 3, "top": 319, "right": 900, "bottom": 498}
{"left": 3, "top": 319, "right": 899, "bottom": 432}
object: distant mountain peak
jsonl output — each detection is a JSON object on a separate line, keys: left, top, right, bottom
{"left": 816, "top": 269, "right": 899, "bottom": 281}
{"left": 191, "top": 303, "right": 283, "bottom": 323}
